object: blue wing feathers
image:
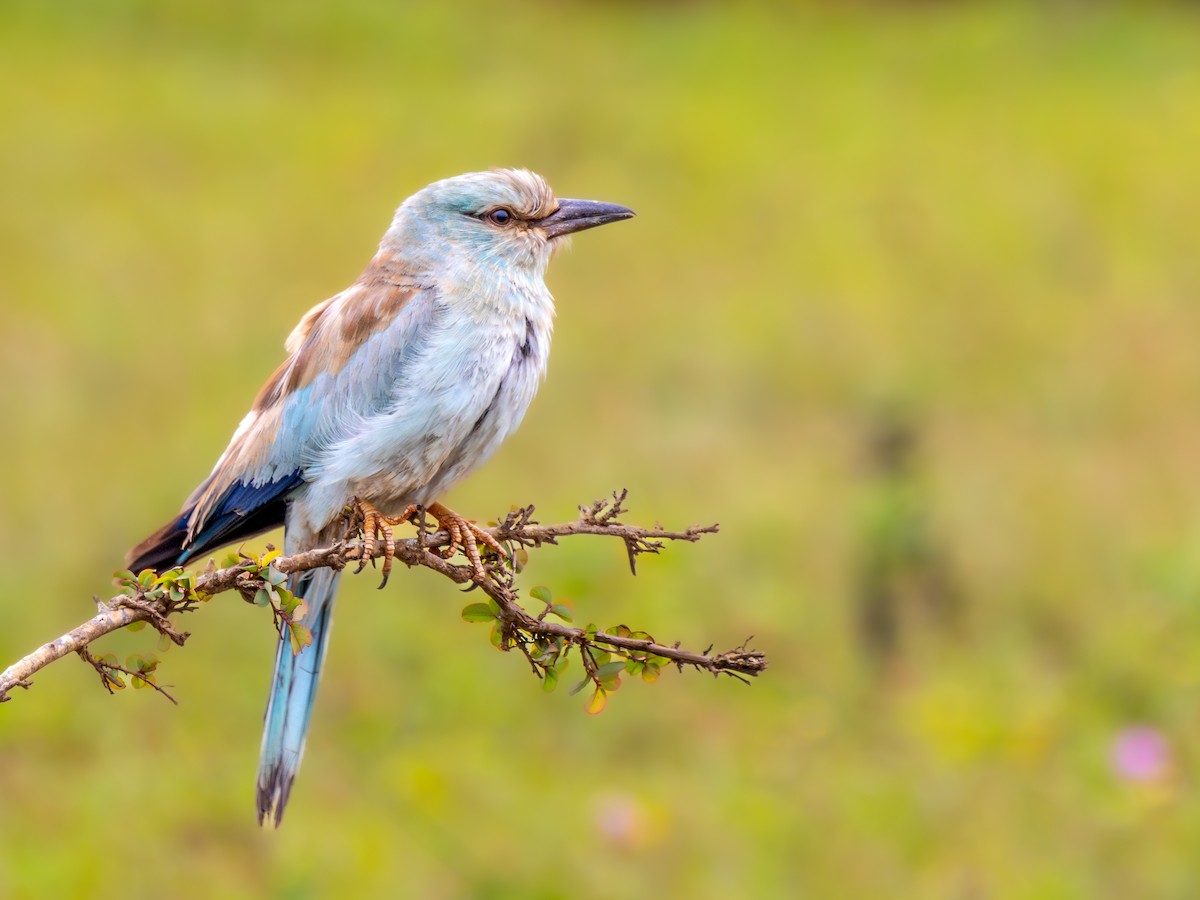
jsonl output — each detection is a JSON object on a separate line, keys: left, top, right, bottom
{"left": 127, "top": 471, "right": 303, "bottom": 572}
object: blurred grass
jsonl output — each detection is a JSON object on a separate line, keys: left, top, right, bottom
{"left": 4, "top": 1, "right": 1200, "bottom": 897}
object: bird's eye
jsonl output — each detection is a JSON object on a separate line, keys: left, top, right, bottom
{"left": 484, "top": 207, "right": 513, "bottom": 226}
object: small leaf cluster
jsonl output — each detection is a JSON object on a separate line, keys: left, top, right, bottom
{"left": 92, "top": 652, "right": 161, "bottom": 691}
{"left": 461, "top": 584, "right": 671, "bottom": 716}
{"left": 113, "top": 566, "right": 208, "bottom": 612}
{"left": 568, "top": 623, "right": 671, "bottom": 716}
{"left": 224, "top": 547, "right": 313, "bottom": 655}
{"left": 81, "top": 568, "right": 201, "bottom": 700}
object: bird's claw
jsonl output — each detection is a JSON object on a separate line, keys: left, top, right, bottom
{"left": 426, "top": 502, "right": 505, "bottom": 581}
{"left": 349, "top": 499, "right": 502, "bottom": 585}
{"left": 351, "top": 499, "right": 417, "bottom": 588}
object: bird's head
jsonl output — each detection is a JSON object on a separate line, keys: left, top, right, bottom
{"left": 385, "top": 169, "right": 634, "bottom": 275}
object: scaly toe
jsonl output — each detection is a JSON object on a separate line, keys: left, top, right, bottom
{"left": 355, "top": 507, "right": 378, "bottom": 574}
{"left": 461, "top": 528, "right": 487, "bottom": 580}
{"left": 471, "top": 523, "right": 506, "bottom": 559}
{"left": 439, "top": 515, "right": 464, "bottom": 560}
{"left": 425, "top": 503, "right": 501, "bottom": 581}
{"left": 352, "top": 499, "right": 413, "bottom": 580}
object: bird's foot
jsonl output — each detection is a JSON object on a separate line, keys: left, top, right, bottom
{"left": 351, "top": 498, "right": 418, "bottom": 588}
{"left": 425, "top": 502, "right": 505, "bottom": 581}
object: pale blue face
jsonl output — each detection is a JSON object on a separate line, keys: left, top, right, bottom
{"left": 392, "top": 169, "right": 561, "bottom": 273}
{"left": 388, "top": 169, "right": 634, "bottom": 275}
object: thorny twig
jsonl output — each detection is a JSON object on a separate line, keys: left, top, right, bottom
{"left": 0, "top": 492, "right": 765, "bottom": 705}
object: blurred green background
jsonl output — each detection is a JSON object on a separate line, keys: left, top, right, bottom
{"left": 4, "top": 1, "right": 1200, "bottom": 897}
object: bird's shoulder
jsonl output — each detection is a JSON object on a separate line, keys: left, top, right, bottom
{"left": 183, "top": 260, "right": 435, "bottom": 530}
{"left": 256, "top": 257, "right": 433, "bottom": 414}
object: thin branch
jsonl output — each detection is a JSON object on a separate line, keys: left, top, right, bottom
{"left": 77, "top": 647, "right": 178, "bottom": 705}
{"left": 0, "top": 493, "right": 761, "bottom": 704}
{"left": 1, "top": 603, "right": 150, "bottom": 701}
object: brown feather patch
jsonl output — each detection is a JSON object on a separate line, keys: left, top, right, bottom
{"left": 261, "top": 255, "right": 419, "bottom": 405}
{"left": 186, "top": 253, "right": 420, "bottom": 540}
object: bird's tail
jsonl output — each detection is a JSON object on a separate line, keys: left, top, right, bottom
{"left": 256, "top": 565, "right": 340, "bottom": 827}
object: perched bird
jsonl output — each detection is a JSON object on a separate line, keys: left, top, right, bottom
{"left": 127, "top": 170, "right": 634, "bottom": 825}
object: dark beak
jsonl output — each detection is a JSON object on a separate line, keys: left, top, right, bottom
{"left": 537, "top": 198, "right": 635, "bottom": 238}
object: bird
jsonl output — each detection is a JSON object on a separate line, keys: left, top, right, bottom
{"left": 126, "top": 169, "right": 634, "bottom": 826}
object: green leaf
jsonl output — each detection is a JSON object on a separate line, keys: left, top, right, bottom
{"left": 97, "top": 652, "right": 126, "bottom": 690}
{"left": 530, "top": 642, "right": 556, "bottom": 665}
{"left": 489, "top": 622, "right": 511, "bottom": 650}
{"left": 253, "top": 588, "right": 271, "bottom": 608}
{"left": 278, "top": 588, "right": 299, "bottom": 616}
{"left": 155, "top": 568, "right": 183, "bottom": 586}
{"left": 568, "top": 675, "right": 592, "bottom": 696}
{"left": 595, "top": 657, "right": 624, "bottom": 696}
{"left": 130, "top": 655, "right": 157, "bottom": 688}
{"left": 640, "top": 665, "right": 661, "bottom": 684}
{"left": 530, "top": 585, "right": 552, "bottom": 604}
{"left": 461, "top": 602, "right": 497, "bottom": 623}
{"left": 265, "top": 567, "right": 288, "bottom": 587}
{"left": 606, "top": 624, "right": 632, "bottom": 638}
{"left": 127, "top": 620, "right": 146, "bottom": 633}
{"left": 542, "top": 667, "right": 559, "bottom": 693}
{"left": 595, "top": 661, "right": 626, "bottom": 681}
{"left": 548, "top": 603, "right": 573, "bottom": 623}
{"left": 625, "top": 659, "right": 644, "bottom": 676}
